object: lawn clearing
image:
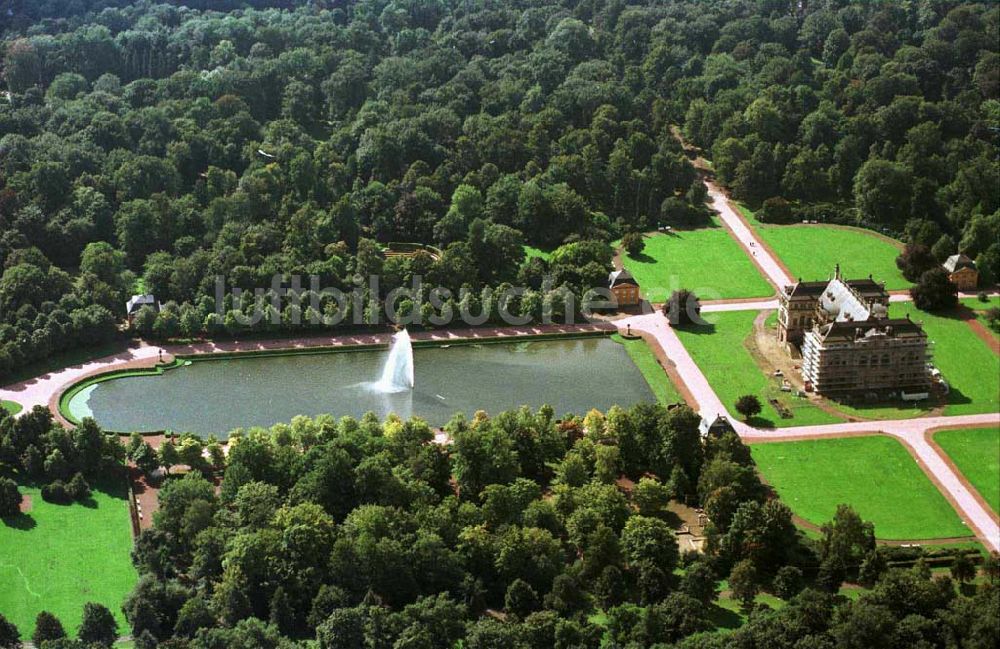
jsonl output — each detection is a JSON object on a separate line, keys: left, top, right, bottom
{"left": 619, "top": 228, "right": 773, "bottom": 301}
{"left": 613, "top": 334, "right": 684, "bottom": 406}
{"left": 738, "top": 205, "right": 908, "bottom": 290}
{"left": 1, "top": 400, "right": 21, "bottom": 415}
{"left": 934, "top": 427, "right": 1000, "bottom": 514}
{"left": 674, "top": 311, "right": 843, "bottom": 428}
{"left": 889, "top": 302, "right": 999, "bottom": 416}
{"left": 751, "top": 436, "right": 970, "bottom": 540}
{"left": 0, "top": 478, "right": 137, "bottom": 637}
{"left": 523, "top": 245, "right": 552, "bottom": 263}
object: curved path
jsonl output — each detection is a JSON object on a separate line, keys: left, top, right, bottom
{"left": 0, "top": 322, "right": 614, "bottom": 419}
{"left": 0, "top": 343, "right": 163, "bottom": 414}
{"left": 617, "top": 311, "right": 1000, "bottom": 552}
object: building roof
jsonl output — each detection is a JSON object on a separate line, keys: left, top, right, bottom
{"left": 608, "top": 269, "right": 639, "bottom": 288}
{"left": 819, "top": 278, "right": 876, "bottom": 322}
{"left": 814, "top": 317, "right": 926, "bottom": 344}
{"left": 784, "top": 280, "right": 828, "bottom": 298}
{"left": 943, "top": 254, "right": 976, "bottom": 273}
{"left": 126, "top": 294, "right": 159, "bottom": 315}
{"left": 699, "top": 414, "right": 736, "bottom": 437}
{"left": 845, "top": 277, "right": 889, "bottom": 297}
{"left": 784, "top": 273, "right": 888, "bottom": 301}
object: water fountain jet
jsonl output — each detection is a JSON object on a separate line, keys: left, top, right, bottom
{"left": 372, "top": 329, "right": 414, "bottom": 393}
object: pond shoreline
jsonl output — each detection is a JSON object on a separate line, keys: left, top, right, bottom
{"left": 51, "top": 321, "right": 618, "bottom": 433}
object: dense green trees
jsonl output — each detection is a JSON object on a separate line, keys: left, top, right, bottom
{"left": 32, "top": 611, "right": 66, "bottom": 647}
{"left": 0, "top": 613, "right": 18, "bottom": 649}
{"left": 0, "top": 476, "right": 21, "bottom": 516}
{"left": 0, "top": 406, "right": 125, "bottom": 503}
{"left": 112, "top": 402, "right": 998, "bottom": 648}
{"left": 117, "top": 401, "right": 800, "bottom": 647}
{"left": 78, "top": 602, "right": 118, "bottom": 647}
{"left": 896, "top": 243, "right": 940, "bottom": 282}
{"left": 911, "top": 267, "right": 960, "bottom": 310}
{"left": 1, "top": 2, "right": 998, "bottom": 645}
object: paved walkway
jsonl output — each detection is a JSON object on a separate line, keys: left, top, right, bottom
{"left": 693, "top": 291, "right": 996, "bottom": 315}
{"left": 701, "top": 299, "right": 779, "bottom": 313}
{"left": 616, "top": 311, "right": 1000, "bottom": 552}
{"left": 706, "top": 180, "right": 793, "bottom": 289}
{"left": 0, "top": 343, "right": 163, "bottom": 413}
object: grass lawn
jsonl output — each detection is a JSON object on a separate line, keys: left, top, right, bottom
{"left": 0, "top": 478, "right": 137, "bottom": 637}
{"left": 619, "top": 228, "right": 773, "bottom": 302}
{"left": 831, "top": 399, "right": 930, "bottom": 421}
{"left": 613, "top": 334, "right": 684, "bottom": 406}
{"left": 674, "top": 311, "right": 843, "bottom": 428}
{"left": 961, "top": 296, "right": 1000, "bottom": 309}
{"left": 889, "top": 302, "right": 1000, "bottom": 416}
{"left": 934, "top": 427, "right": 1000, "bottom": 514}
{"left": 1, "top": 400, "right": 21, "bottom": 415}
{"left": 738, "top": 205, "right": 908, "bottom": 290}
{"left": 751, "top": 436, "right": 970, "bottom": 540}
{"left": 715, "top": 592, "right": 786, "bottom": 622}
{"left": 523, "top": 245, "right": 551, "bottom": 263}
{"left": 961, "top": 296, "right": 1000, "bottom": 340}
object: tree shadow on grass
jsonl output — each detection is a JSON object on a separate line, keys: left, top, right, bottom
{"left": 661, "top": 509, "right": 683, "bottom": 529}
{"left": 943, "top": 385, "right": 972, "bottom": 408}
{"left": 673, "top": 322, "right": 717, "bottom": 335}
{"left": 746, "top": 415, "right": 778, "bottom": 429}
{"left": 2, "top": 512, "right": 36, "bottom": 530}
{"left": 92, "top": 475, "right": 130, "bottom": 500}
{"left": 707, "top": 604, "right": 743, "bottom": 630}
{"left": 927, "top": 304, "right": 978, "bottom": 322}
{"left": 625, "top": 250, "right": 657, "bottom": 264}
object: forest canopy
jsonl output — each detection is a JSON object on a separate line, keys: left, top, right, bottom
{"left": 0, "top": 0, "right": 997, "bottom": 379}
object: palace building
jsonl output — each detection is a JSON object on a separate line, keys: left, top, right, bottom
{"left": 777, "top": 266, "right": 931, "bottom": 398}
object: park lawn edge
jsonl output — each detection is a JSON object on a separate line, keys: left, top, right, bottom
{"left": 0, "top": 477, "right": 137, "bottom": 637}
{"left": 1, "top": 400, "right": 22, "bottom": 416}
{"left": 735, "top": 204, "right": 909, "bottom": 290}
{"left": 618, "top": 228, "right": 774, "bottom": 301}
{"left": 750, "top": 435, "right": 971, "bottom": 540}
{"left": 932, "top": 427, "right": 1000, "bottom": 514}
{"left": 612, "top": 334, "right": 684, "bottom": 406}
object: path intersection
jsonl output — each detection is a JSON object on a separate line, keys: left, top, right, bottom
{"left": 616, "top": 175, "right": 999, "bottom": 551}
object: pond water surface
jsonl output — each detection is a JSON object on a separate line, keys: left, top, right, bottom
{"left": 68, "top": 337, "right": 655, "bottom": 435}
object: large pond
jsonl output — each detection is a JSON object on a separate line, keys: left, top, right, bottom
{"left": 67, "top": 337, "right": 655, "bottom": 435}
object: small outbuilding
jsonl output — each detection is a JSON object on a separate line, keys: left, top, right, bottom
{"left": 608, "top": 269, "right": 640, "bottom": 307}
{"left": 942, "top": 254, "right": 978, "bottom": 291}
{"left": 699, "top": 414, "right": 735, "bottom": 438}
{"left": 126, "top": 294, "right": 161, "bottom": 322}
